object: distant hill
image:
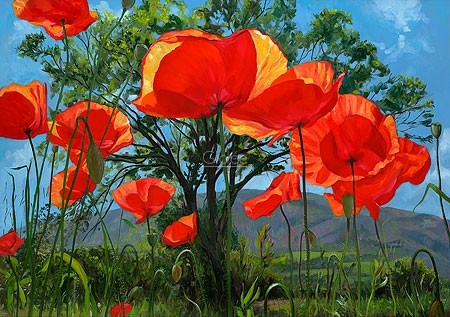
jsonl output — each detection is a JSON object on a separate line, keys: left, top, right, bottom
{"left": 75, "top": 189, "right": 450, "bottom": 277}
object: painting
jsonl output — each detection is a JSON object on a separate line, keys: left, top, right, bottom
{"left": 0, "top": 0, "right": 448, "bottom": 316}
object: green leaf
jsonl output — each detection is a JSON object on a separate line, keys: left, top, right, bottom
{"left": 86, "top": 143, "right": 105, "bottom": 184}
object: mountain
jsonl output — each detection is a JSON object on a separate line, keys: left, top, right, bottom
{"left": 75, "top": 189, "right": 450, "bottom": 277}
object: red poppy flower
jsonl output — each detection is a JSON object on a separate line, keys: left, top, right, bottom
{"left": 0, "top": 229, "right": 24, "bottom": 256}
{"left": 132, "top": 28, "right": 288, "bottom": 118}
{"left": 162, "top": 212, "right": 197, "bottom": 246}
{"left": 109, "top": 302, "right": 132, "bottom": 317}
{"left": 324, "top": 137, "right": 430, "bottom": 220}
{"left": 50, "top": 164, "right": 96, "bottom": 208}
{"left": 112, "top": 178, "right": 176, "bottom": 224}
{"left": 12, "top": 0, "right": 98, "bottom": 40}
{"left": 224, "top": 61, "right": 344, "bottom": 144}
{"left": 48, "top": 101, "right": 133, "bottom": 164}
{"left": 243, "top": 172, "right": 301, "bottom": 220}
{"left": 290, "top": 94, "right": 400, "bottom": 187}
{"left": 0, "top": 81, "right": 47, "bottom": 140}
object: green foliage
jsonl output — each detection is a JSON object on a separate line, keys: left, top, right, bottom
{"left": 380, "top": 256, "right": 435, "bottom": 297}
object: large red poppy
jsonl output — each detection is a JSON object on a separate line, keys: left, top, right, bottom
{"left": 324, "top": 138, "right": 430, "bottom": 220}
{"left": 112, "top": 178, "right": 176, "bottom": 224}
{"left": 162, "top": 212, "right": 197, "bottom": 246}
{"left": 243, "top": 172, "right": 301, "bottom": 220}
{"left": 290, "top": 94, "right": 400, "bottom": 187}
{"left": 50, "top": 164, "right": 96, "bottom": 208}
{"left": 48, "top": 101, "right": 133, "bottom": 164}
{"left": 224, "top": 61, "right": 345, "bottom": 144}
{"left": 0, "top": 229, "right": 24, "bottom": 256}
{"left": 109, "top": 302, "right": 132, "bottom": 317}
{"left": 0, "top": 81, "right": 47, "bottom": 140}
{"left": 132, "top": 28, "right": 288, "bottom": 118}
{"left": 12, "top": 0, "right": 98, "bottom": 40}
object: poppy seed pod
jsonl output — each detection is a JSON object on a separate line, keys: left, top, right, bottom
{"left": 122, "top": 0, "right": 135, "bottom": 10}
{"left": 431, "top": 122, "right": 442, "bottom": 139}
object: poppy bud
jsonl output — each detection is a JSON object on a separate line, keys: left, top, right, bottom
{"left": 52, "top": 145, "right": 59, "bottom": 153}
{"left": 147, "top": 233, "right": 158, "bottom": 247}
{"left": 122, "top": 0, "right": 135, "bottom": 10}
{"left": 172, "top": 263, "right": 182, "bottom": 283}
{"left": 431, "top": 122, "right": 442, "bottom": 139}
{"left": 128, "top": 286, "right": 144, "bottom": 303}
{"left": 134, "top": 44, "right": 148, "bottom": 61}
{"left": 342, "top": 193, "right": 354, "bottom": 219}
{"left": 308, "top": 230, "right": 318, "bottom": 247}
{"left": 429, "top": 298, "right": 445, "bottom": 317}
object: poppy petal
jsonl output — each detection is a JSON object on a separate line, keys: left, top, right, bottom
{"left": 112, "top": 178, "right": 175, "bottom": 224}
{"left": 133, "top": 29, "right": 286, "bottom": 119}
{"left": 50, "top": 164, "right": 96, "bottom": 208}
{"left": 109, "top": 302, "right": 132, "bottom": 317}
{"left": 290, "top": 94, "right": 400, "bottom": 187}
{"left": 0, "top": 229, "right": 24, "bottom": 256}
{"left": 324, "top": 137, "right": 430, "bottom": 220}
{"left": 0, "top": 81, "right": 47, "bottom": 140}
{"left": 13, "top": 0, "right": 98, "bottom": 40}
{"left": 162, "top": 212, "right": 197, "bottom": 246}
{"left": 224, "top": 62, "right": 344, "bottom": 142}
{"left": 49, "top": 101, "right": 133, "bottom": 164}
{"left": 243, "top": 172, "right": 301, "bottom": 219}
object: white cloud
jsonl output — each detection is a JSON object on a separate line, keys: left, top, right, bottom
{"left": 93, "top": 1, "right": 114, "bottom": 13}
{"left": 371, "top": 0, "right": 429, "bottom": 32}
{"left": 381, "top": 33, "right": 435, "bottom": 61}
{"left": 4, "top": 143, "right": 32, "bottom": 168}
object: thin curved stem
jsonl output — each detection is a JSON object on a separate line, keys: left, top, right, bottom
{"left": 280, "top": 205, "right": 294, "bottom": 289}
{"left": 436, "top": 138, "right": 450, "bottom": 245}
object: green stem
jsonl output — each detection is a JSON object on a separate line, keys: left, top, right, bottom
{"left": 280, "top": 205, "right": 294, "bottom": 290}
{"left": 331, "top": 218, "right": 351, "bottom": 315}
{"left": 146, "top": 218, "right": 155, "bottom": 317}
{"left": 350, "top": 162, "right": 361, "bottom": 315}
{"left": 218, "top": 107, "right": 233, "bottom": 316}
{"left": 298, "top": 231, "right": 304, "bottom": 292}
{"left": 374, "top": 220, "right": 397, "bottom": 315}
{"left": 297, "top": 125, "right": 310, "bottom": 308}
{"left": 436, "top": 138, "right": 450, "bottom": 245}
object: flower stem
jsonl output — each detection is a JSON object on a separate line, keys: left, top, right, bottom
{"left": 350, "top": 162, "right": 361, "bottom": 314}
{"left": 218, "top": 107, "right": 233, "bottom": 316}
{"left": 297, "top": 126, "right": 310, "bottom": 308}
{"left": 146, "top": 218, "right": 155, "bottom": 317}
{"left": 436, "top": 137, "right": 450, "bottom": 245}
{"left": 280, "top": 205, "right": 294, "bottom": 289}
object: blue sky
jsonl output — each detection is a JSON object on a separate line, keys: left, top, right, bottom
{"left": 0, "top": 0, "right": 449, "bottom": 231}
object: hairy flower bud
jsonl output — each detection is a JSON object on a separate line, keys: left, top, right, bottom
{"left": 342, "top": 193, "right": 354, "bottom": 219}
{"left": 134, "top": 44, "right": 148, "bottom": 61}
{"left": 172, "top": 264, "right": 182, "bottom": 283}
